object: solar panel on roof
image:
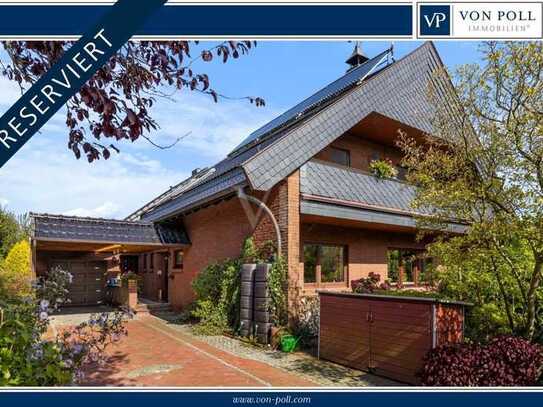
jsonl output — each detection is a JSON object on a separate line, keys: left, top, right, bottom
{"left": 229, "top": 49, "right": 391, "bottom": 157}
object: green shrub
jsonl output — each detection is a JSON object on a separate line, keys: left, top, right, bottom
{"left": 268, "top": 256, "right": 288, "bottom": 326}
{"left": 373, "top": 288, "right": 445, "bottom": 299}
{"left": 191, "top": 258, "right": 241, "bottom": 335}
{"left": 191, "top": 237, "right": 289, "bottom": 335}
{"left": 0, "top": 240, "right": 32, "bottom": 298}
{"left": 240, "top": 237, "right": 259, "bottom": 264}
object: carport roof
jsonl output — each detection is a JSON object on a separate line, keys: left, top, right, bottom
{"left": 30, "top": 213, "right": 189, "bottom": 246}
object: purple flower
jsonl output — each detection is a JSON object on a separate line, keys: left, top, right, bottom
{"left": 40, "top": 299, "right": 50, "bottom": 310}
{"left": 39, "top": 311, "right": 48, "bottom": 321}
{"left": 72, "top": 344, "right": 83, "bottom": 354}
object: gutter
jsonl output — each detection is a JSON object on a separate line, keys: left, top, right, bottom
{"left": 237, "top": 187, "right": 282, "bottom": 259}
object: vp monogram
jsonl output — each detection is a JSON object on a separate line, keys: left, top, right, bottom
{"left": 424, "top": 12, "right": 447, "bottom": 28}
{"left": 419, "top": 5, "right": 451, "bottom": 36}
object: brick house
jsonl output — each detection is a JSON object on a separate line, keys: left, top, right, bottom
{"left": 30, "top": 42, "right": 464, "bottom": 312}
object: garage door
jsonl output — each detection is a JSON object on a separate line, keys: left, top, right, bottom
{"left": 49, "top": 260, "right": 107, "bottom": 306}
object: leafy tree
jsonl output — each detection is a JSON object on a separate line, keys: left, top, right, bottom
{"left": 0, "top": 41, "right": 264, "bottom": 162}
{"left": 0, "top": 207, "right": 28, "bottom": 259}
{"left": 399, "top": 42, "right": 543, "bottom": 341}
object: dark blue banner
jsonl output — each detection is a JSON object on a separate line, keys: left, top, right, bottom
{"left": 0, "top": 391, "right": 542, "bottom": 406}
{"left": 0, "top": 0, "right": 167, "bottom": 168}
{"left": 0, "top": 4, "right": 412, "bottom": 37}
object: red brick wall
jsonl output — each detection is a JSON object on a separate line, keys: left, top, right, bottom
{"left": 299, "top": 223, "right": 426, "bottom": 296}
{"left": 169, "top": 197, "right": 253, "bottom": 310}
{"left": 166, "top": 174, "right": 297, "bottom": 311}
{"left": 252, "top": 186, "right": 284, "bottom": 252}
{"left": 247, "top": 172, "right": 302, "bottom": 320}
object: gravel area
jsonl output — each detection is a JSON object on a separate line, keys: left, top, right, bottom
{"left": 152, "top": 314, "right": 400, "bottom": 387}
{"left": 49, "top": 305, "right": 119, "bottom": 327}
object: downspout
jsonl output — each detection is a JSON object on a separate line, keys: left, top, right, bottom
{"left": 237, "top": 187, "right": 282, "bottom": 259}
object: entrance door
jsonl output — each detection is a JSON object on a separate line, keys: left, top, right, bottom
{"left": 162, "top": 255, "right": 169, "bottom": 302}
{"left": 49, "top": 260, "right": 107, "bottom": 306}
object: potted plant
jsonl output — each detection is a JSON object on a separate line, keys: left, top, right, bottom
{"left": 369, "top": 158, "right": 398, "bottom": 179}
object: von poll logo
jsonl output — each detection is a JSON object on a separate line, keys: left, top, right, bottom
{"left": 419, "top": 2, "right": 543, "bottom": 39}
{"left": 420, "top": 5, "right": 451, "bottom": 36}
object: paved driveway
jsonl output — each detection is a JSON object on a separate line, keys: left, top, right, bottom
{"left": 81, "top": 316, "right": 316, "bottom": 387}
{"left": 51, "top": 309, "right": 397, "bottom": 387}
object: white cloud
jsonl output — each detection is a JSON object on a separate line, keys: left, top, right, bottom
{"left": 0, "top": 76, "right": 23, "bottom": 107}
{"left": 0, "top": 136, "right": 187, "bottom": 219}
{"left": 64, "top": 201, "right": 121, "bottom": 218}
{"left": 0, "top": 73, "right": 281, "bottom": 220}
{"left": 0, "top": 197, "right": 8, "bottom": 207}
{"left": 141, "top": 91, "right": 281, "bottom": 160}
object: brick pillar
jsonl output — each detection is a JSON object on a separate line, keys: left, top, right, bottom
{"left": 286, "top": 171, "right": 301, "bottom": 323}
{"left": 398, "top": 265, "right": 405, "bottom": 287}
{"left": 250, "top": 170, "right": 300, "bottom": 325}
{"left": 125, "top": 279, "right": 138, "bottom": 309}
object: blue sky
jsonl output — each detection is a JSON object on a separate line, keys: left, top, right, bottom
{"left": 0, "top": 41, "right": 482, "bottom": 219}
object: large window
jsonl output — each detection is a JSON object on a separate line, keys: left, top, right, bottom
{"left": 303, "top": 244, "right": 346, "bottom": 285}
{"left": 329, "top": 147, "right": 350, "bottom": 167}
{"left": 418, "top": 257, "right": 434, "bottom": 284}
{"left": 387, "top": 249, "right": 432, "bottom": 284}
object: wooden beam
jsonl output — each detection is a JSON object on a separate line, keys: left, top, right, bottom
{"left": 95, "top": 244, "right": 122, "bottom": 253}
{"left": 30, "top": 238, "right": 37, "bottom": 279}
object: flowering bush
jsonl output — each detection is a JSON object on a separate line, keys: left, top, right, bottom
{"left": 369, "top": 158, "right": 398, "bottom": 179}
{"left": 419, "top": 335, "right": 543, "bottom": 386}
{"left": 0, "top": 267, "right": 131, "bottom": 385}
{"left": 351, "top": 273, "right": 390, "bottom": 294}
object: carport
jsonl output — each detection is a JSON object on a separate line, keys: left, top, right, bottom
{"left": 30, "top": 213, "right": 189, "bottom": 306}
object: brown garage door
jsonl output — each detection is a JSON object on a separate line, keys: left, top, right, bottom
{"left": 49, "top": 260, "right": 107, "bottom": 306}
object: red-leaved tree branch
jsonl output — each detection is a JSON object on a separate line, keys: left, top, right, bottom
{"left": 0, "top": 41, "right": 265, "bottom": 162}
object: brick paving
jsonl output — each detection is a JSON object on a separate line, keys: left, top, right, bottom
{"left": 81, "top": 317, "right": 316, "bottom": 387}
{"left": 66, "top": 309, "right": 399, "bottom": 387}
{"left": 156, "top": 317, "right": 399, "bottom": 387}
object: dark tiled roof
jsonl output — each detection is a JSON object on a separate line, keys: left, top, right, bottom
{"left": 300, "top": 160, "right": 467, "bottom": 233}
{"left": 243, "top": 42, "right": 445, "bottom": 191}
{"left": 140, "top": 167, "right": 247, "bottom": 222}
{"left": 230, "top": 49, "right": 391, "bottom": 156}
{"left": 128, "top": 42, "right": 450, "bottom": 221}
{"left": 31, "top": 213, "right": 189, "bottom": 245}
{"left": 300, "top": 160, "right": 428, "bottom": 215}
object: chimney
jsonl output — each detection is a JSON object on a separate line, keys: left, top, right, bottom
{"left": 345, "top": 42, "right": 369, "bottom": 72}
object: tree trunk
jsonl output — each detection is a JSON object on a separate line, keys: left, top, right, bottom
{"left": 524, "top": 259, "right": 542, "bottom": 340}
{"left": 491, "top": 257, "right": 516, "bottom": 333}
